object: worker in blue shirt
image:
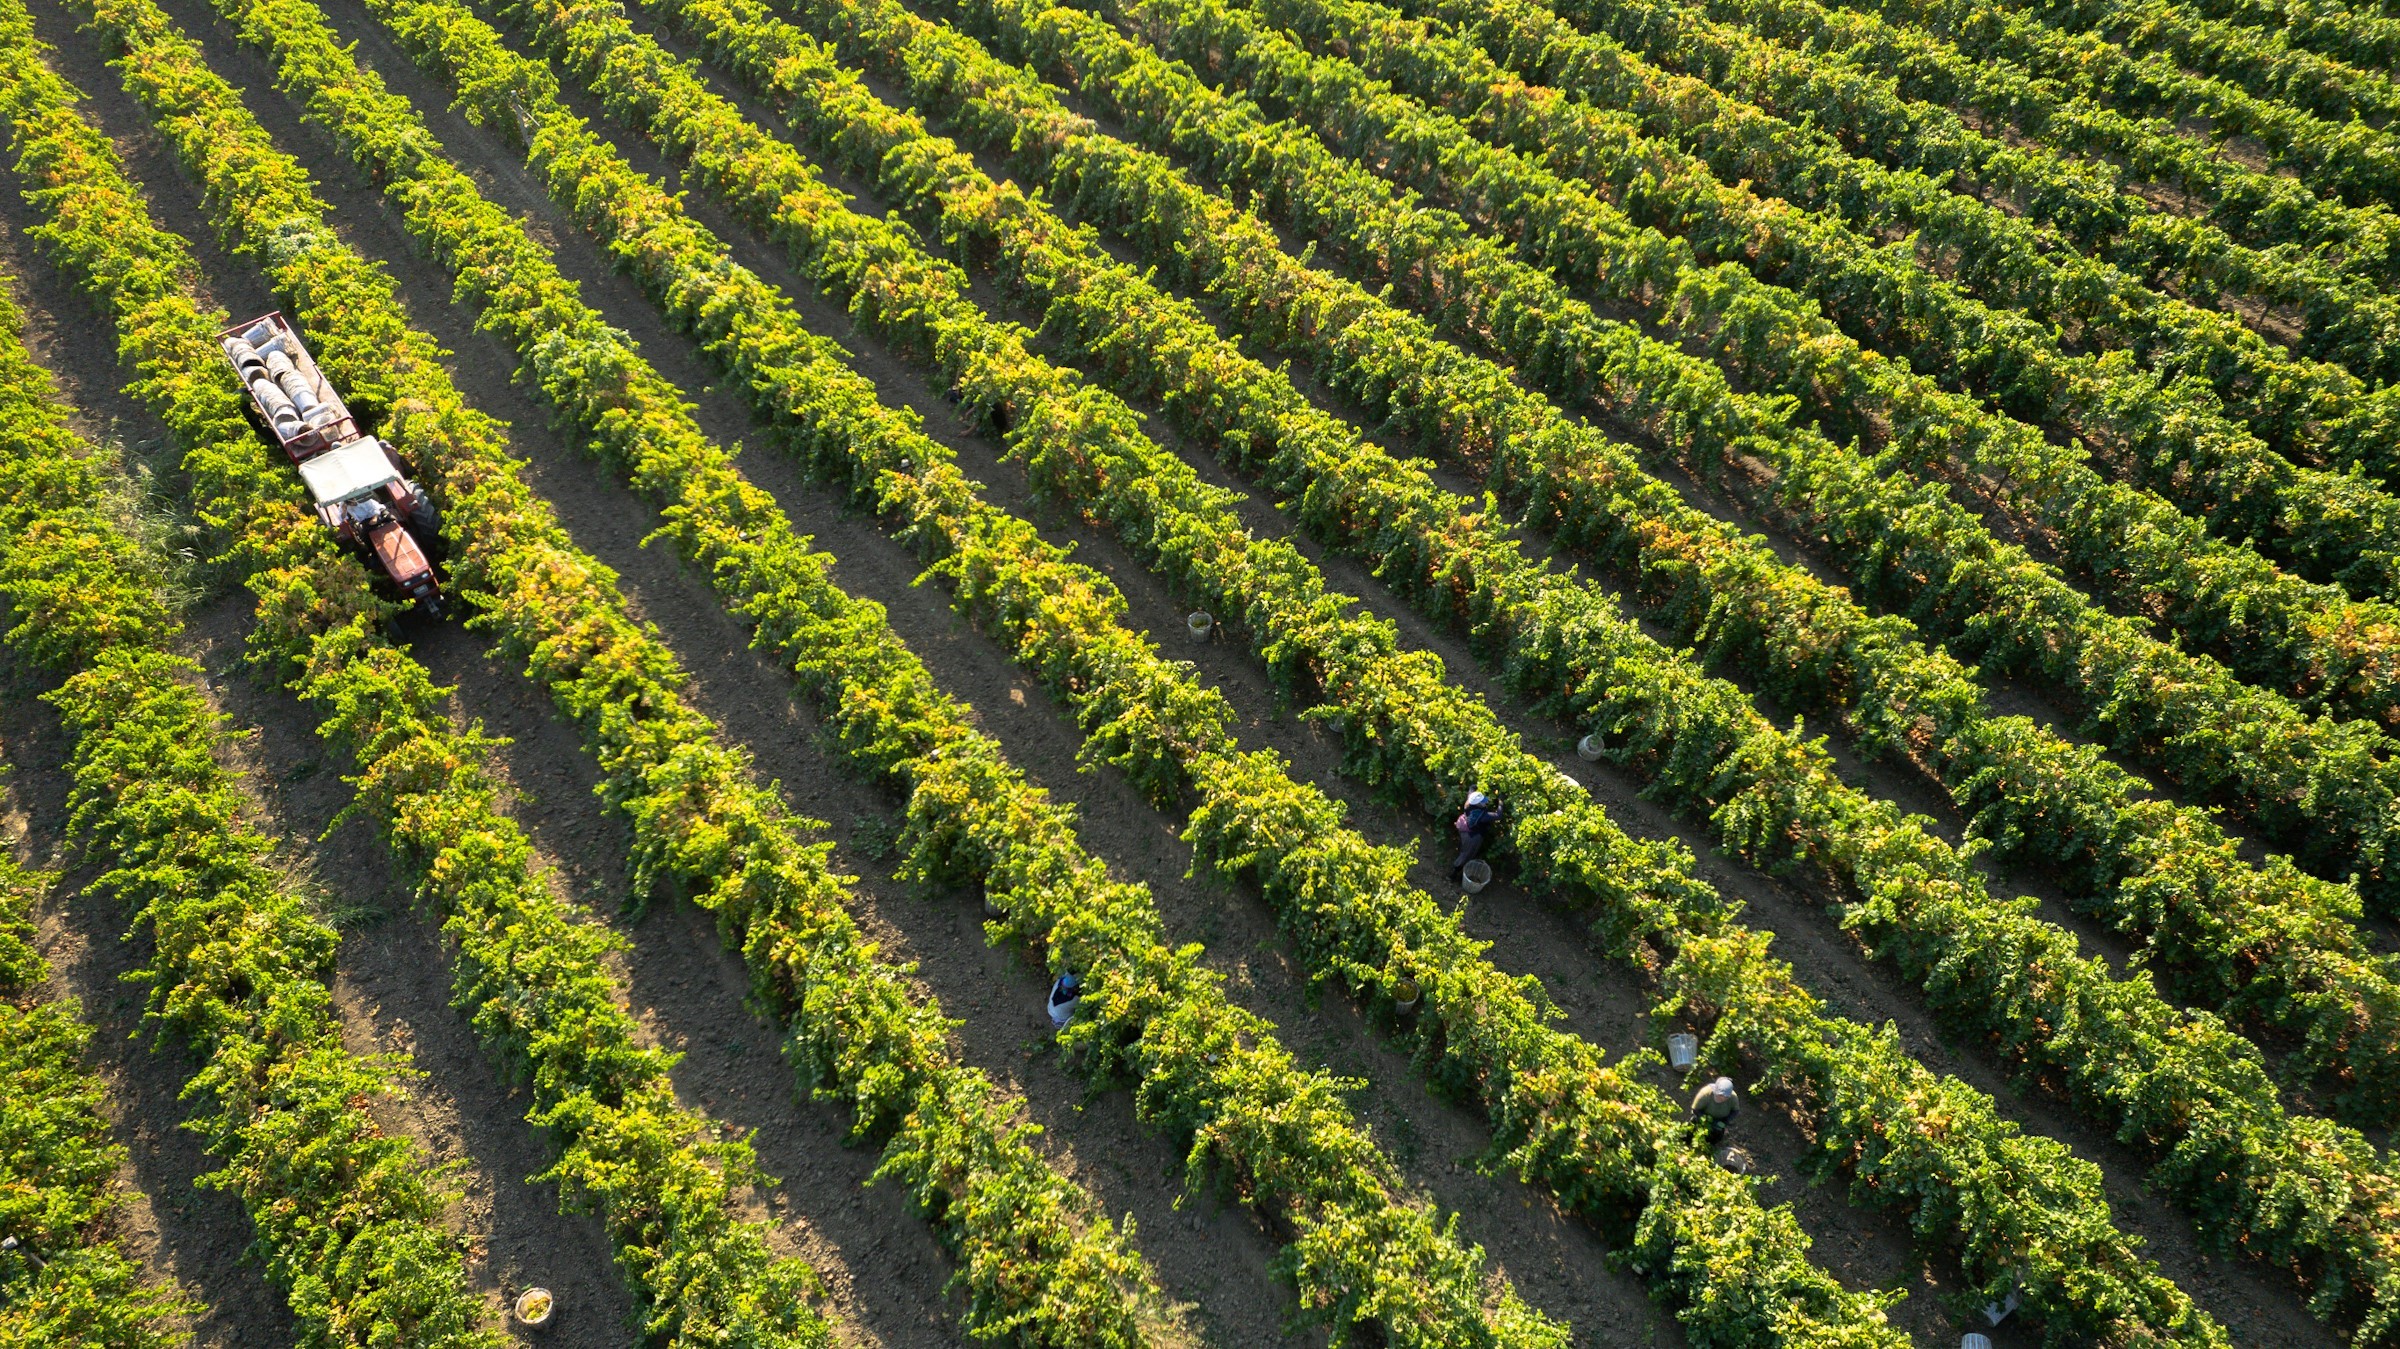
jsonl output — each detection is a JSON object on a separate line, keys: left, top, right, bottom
{"left": 1047, "top": 972, "right": 1082, "bottom": 1031}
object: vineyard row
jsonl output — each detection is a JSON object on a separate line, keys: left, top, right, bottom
{"left": 0, "top": 360, "right": 185, "bottom": 1347}
{"left": 0, "top": 15, "right": 866, "bottom": 1340}
{"left": 448, "top": 0, "right": 2391, "bottom": 1332}
{"left": 1267, "top": 0, "right": 2400, "bottom": 592}
{"left": 254, "top": 0, "right": 1947, "bottom": 1333}
{"left": 1661, "top": 0, "right": 2400, "bottom": 204}
{"left": 964, "top": 0, "right": 2400, "bottom": 911}
{"left": 1105, "top": 0, "right": 2400, "bottom": 745}
{"left": 800, "top": 0, "right": 2400, "bottom": 1130}
{"left": 77, "top": 0, "right": 1663, "bottom": 1339}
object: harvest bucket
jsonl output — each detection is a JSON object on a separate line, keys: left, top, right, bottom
{"left": 983, "top": 891, "right": 1005, "bottom": 918}
{"left": 1715, "top": 1146, "right": 1755, "bottom": 1174}
{"left": 1961, "top": 1337, "right": 1993, "bottom": 1349}
{"left": 1459, "top": 860, "right": 1492, "bottom": 893}
{"left": 1392, "top": 977, "right": 1421, "bottom": 1015}
{"left": 513, "top": 1287, "right": 554, "bottom": 1330}
{"left": 1186, "top": 611, "right": 1212, "bottom": 643}
{"left": 1576, "top": 733, "right": 1604, "bottom": 762}
{"left": 1981, "top": 1285, "right": 2021, "bottom": 1325}
{"left": 1666, "top": 1032, "right": 1699, "bottom": 1070}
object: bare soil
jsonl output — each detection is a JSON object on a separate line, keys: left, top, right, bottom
{"left": 0, "top": 0, "right": 2351, "bottom": 1344}
{"left": 555, "top": 11, "right": 2348, "bottom": 1344}
{"left": 3, "top": 681, "right": 301, "bottom": 1349}
{"left": 0, "top": 180, "right": 642, "bottom": 1343}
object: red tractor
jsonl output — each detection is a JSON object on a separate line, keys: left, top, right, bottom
{"left": 219, "top": 313, "right": 444, "bottom": 614}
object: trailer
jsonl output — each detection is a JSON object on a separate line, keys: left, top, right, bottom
{"left": 219, "top": 313, "right": 444, "bottom": 613}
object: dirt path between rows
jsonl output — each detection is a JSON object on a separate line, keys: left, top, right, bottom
{"left": 7, "top": 0, "right": 2350, "bottom": 1339}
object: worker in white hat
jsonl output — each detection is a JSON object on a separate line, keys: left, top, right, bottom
{"left": 1450, "top": 789, "right": 1504, "bottom": 883}
{"left": 1691, "top": 1075, "right": 1740, "bottom": 1137}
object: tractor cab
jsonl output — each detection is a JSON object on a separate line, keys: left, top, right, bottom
{"left": 293, "top": 435, "right": 443, "bottom": 612}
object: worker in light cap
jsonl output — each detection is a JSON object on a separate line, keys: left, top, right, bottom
{"left": 1691, "top": 1076, "right": 1740, "bottom": 1136}
{"left": 1450, "top": 789, "right": 1504, "bottom": 883}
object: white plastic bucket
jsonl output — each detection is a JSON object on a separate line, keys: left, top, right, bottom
{"left": 1576, "top": 733, "right": 1605, "bottom": 762}
{"left": 1981, "top": 1287, "right": 2021, "bottom": 1325}
{"left": 1186, "top": 611, "right": 1212, "bottom": 643}
{"left": 1665, "top": 1032, "right": 1699, "bottom": 1070}
{"left": 1392, "top": 977, "right": 1421, "bottom": 1015}
{"left": 1715, "top": 1146, "right": 1755, "bottom": 1174}
{"left": 512, "top": 1287, "right": 554, "bottom": 1329}
{"left": 1961, "top": 1336, "right": 1993, "bottom": 1349}
{"left": 1459, "top": 860, "right": 1492, "bottom": 893}
{"left": 983, "top": 892, "right": 1005, "bottom": 918}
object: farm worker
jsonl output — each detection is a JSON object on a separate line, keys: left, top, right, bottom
{"left": 1691, "top": 1076, "right": 1740, "bottom": 1132}
{"left": 1047, "top": 972, "right": 1083, "bottom": 1031}
{"left": 1450, "top": 790, "right": 1504, "bottom": 882}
